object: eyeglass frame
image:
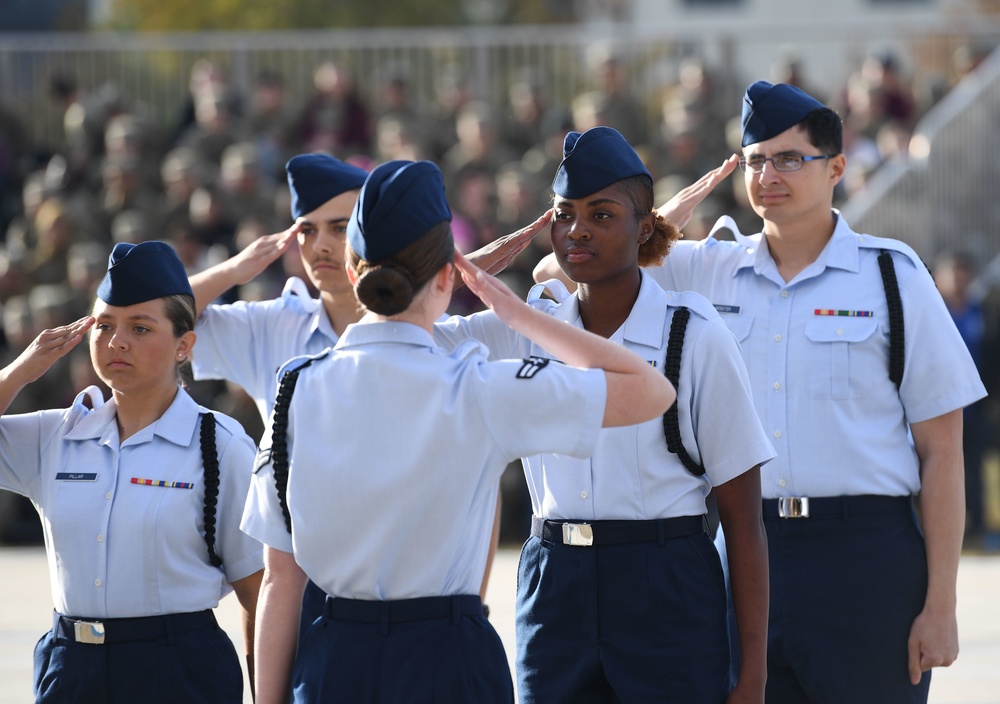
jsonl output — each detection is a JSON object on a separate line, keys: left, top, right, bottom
{"left": 738, "top": 153, "right": 838, "bottom": 173}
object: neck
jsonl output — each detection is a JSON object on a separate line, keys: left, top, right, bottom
{"left": 763, "top": 209, "right": 837, "bottom": 282}
{"left": 321, "top": 291, "right": 363, "bottom": 337}
{"left": 112, "top": 382, "right": 178, "bottom": 442}
{"left": 576, "top": 269, "right": 642, "bottom": 339}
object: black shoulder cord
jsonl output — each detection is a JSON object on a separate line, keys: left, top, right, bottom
{"left": 200, "top": 412, "right": 223, "bottom": 568}
{"left": 271, "top": 364, "right": 313, "bottom": 534}
{"left": 662, "top": 307, "right": 706, "bottom": 476}
{"left": 878, "top": 249, "right": 904, "bottom": 390}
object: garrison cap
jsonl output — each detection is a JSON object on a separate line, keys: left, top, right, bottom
{"left": 96, "top": 241, "right": 192, "bottom": 306}
{"left": 741, "top": 80, "right": 826, "bottom": 147}
{"left": 286, "top": 153, "right": 368, "bottom": 220}
{"left": 347, "top": 160, "right": 452, "bottom": 262}
{"left": 552, "top": 126, "right": 651, "bottom": 199}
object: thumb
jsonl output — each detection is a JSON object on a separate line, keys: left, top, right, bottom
{"left": 907, "top": 636, "right": 923, "bottom": 685}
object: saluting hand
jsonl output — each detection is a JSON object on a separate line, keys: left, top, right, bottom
{"left": 229, "top": 225, "right": 299, "bottom": 286}
{"left": 656, "top": 155, "right": 739, "bottom": 230}
{"left": 454, "top": 251, "right": 526, "bottom": 326}
{"left": 0, "top": 316, "right": 95, "bottom": 399}
{"left": 462, "top": 209, "right": 553, "bottom": 279}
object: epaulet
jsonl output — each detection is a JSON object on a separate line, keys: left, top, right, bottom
{"left": 666, "top": 290, "right": 720, "bottom": 322}
{"left": 72, "top": 385, "right": 105, "bottom": 411}
{"left": 528, "top": 279, "right": 571, "bottom": 305}
{"left": 280, "top": 276, "right": 321, "bottom": 312}
{"left": 856, "top": 234, "right": 923, "bottom": 269}
{"left": 276, "top": 348, "right": 331, "bottom": 381}
{"left": 707, "top": 215, "right": 760, "bottom": 249}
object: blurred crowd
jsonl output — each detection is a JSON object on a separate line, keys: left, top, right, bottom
{"left": 0, "top": 39, "right": 997, "bottom": 544}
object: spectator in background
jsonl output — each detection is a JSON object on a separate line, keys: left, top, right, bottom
{"left": 581, "top": 43, "right": 648, "bottom": 145}
{"left": 424, "top": 67, "right": 474, "bottom": 162}
{"left": 440, "top": 101, "right": 519, "bottom": 194}
{"left": 933, "top": 251, "right": 990, "bottom": 548}
{"left": 217, "top": 142, "right": 279, "bottom": 233}
{"left": 297, "top": 59, "right": 373, "bottom": 158}
{"left": 243, "top": 69, "right": 296, "bottom": 182}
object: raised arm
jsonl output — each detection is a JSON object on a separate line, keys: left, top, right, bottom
{"left": 656, "top": 155, "right": 738, "bottom": 229}
{"left": 190, "top": 226, "right": 298, "bottom": 317}
{"left": 455, "top": 252, "right": 675, "bottom": 426}
{"left": 0, "top": 316, "right": 95, "bottom": 415}
{"left": 454, "top": 210, "right": 552, "bottom": 290}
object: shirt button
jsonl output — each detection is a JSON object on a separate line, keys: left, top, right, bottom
{"left": 96, "top": 535, "right": 103, "bottom": 543}
{"left": 105, "top": 492, "right": 112, "bottom": 500}
{"left": 580, "top": 491, "right": 588, "bottom": 499}
{"left": 780, "top": 290, "right": 789, "bottom": 298}
{"left": 778, "top": 479, "right": 787, "bottom": 487}
{"left": 774, "top": 334, "right": 782, "bottom": 342}
{"left": 773, "top": 430, "right": 782, "bottom": 439}
{"left": 837, "top": 327, "right": 844, "bottom": 335}
{"left": 773, "top": 382, "right": 781, "bottom": 390}
{"left": 94, "top": 579, "right": 102, "bottom": 587}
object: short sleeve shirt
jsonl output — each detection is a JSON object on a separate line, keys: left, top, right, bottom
{"left": 0, "top": 386, "right": 262, "bottom": 618}
{"left": 241, "top": 321, "right": 607, "bottom": 601}
{"left": 645, "top": 212, "right": 988, "bottom": 498}
{"left": 434, "top": 271, "right": 775, "bottom": 521}
{"left": 193, "top": 277, "right": 338, "bottom": 421}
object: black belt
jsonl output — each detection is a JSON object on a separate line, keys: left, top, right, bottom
{"left": 531, "top": 515, "right": 706, "bottom": 547}
{"left": 53, "top": 610, "right": 216, "bottom": 645}
{"left": 763, "top": 494, "right": 913, "bottom": 519}
{"left": 325, "top": 594, "right": 482, "bottom": 625}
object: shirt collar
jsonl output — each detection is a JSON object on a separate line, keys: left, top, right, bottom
{"left": 63, "top": 386, "right": 201, "bottom": 448}
{"left": 336, "top": 320, "right": 437, "bottom": 351}
{"left": 561, "top": 271, "right": 667, "bottom": 351}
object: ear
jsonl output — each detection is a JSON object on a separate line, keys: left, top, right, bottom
{"left": 637, "top": 211, "right": 656, "bottom": 244}
{"left": 346, "top": 264, "right": 358, "bottom": 286}
{"left": 436, "top": 261, "right": 455, "bottom": 293}
{"left": 176, "top": 331, "right": 196, "bottom": 361}
{"left": 829, "top": 153, "right": 847, "bottom": 187}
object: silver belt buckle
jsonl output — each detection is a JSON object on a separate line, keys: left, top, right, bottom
{"left": 561, "top": 522, "right": 594, "bottom": 546}
{"left": 778, "top": 497, "right": 810, "bottom": 518}
{"left": 73, "top": 620, "right": 106, "bottom": 645}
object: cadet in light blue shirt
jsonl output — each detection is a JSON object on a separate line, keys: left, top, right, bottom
{"left": 0, "top": 241, "right": 262, "bottom": 704}
{"left": 441, "top": 127, "right": 773, "bottom": 704}
{"left": 242, "top": 159, "right": 676, "bottom": 704}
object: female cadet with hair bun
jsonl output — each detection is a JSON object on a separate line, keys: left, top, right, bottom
{"left": 243, "top": 159, "right": 676, "bottom": 703}
{"left": 0, "top": 241, "right": 263, "bottom": 703}
{"left": 436, "top": 126, "right": 774, "bottom": 704}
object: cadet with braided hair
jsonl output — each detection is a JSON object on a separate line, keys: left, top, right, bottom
{"left": 438, "top": 126, "right": 773, "bottom": 704}
{"left": 0, "top": 241, "right": 263, "bottom": 703}
{"left": 242, "top": 159, "right": 676, "bottom": 704}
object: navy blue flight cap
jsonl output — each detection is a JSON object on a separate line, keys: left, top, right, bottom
{"left": 552, "top": 126, "right": 651, "bottom": 199}
{"left": 347, "top": 160, "right": 452, "bottom": 262}
{"left": 286, "top": 153, "right": 368, "bottom": 220}
{"left": 741, "top": 80, "right": 826, "bottom": 147}
{"left": 96, "top": 241, "right": 193, "bottom": 306}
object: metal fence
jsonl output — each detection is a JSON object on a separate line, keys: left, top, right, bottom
{"left": 2, "top": 16, "right": 1000, "bottom": 260}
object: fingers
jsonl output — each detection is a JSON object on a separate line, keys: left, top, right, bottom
{"left": 907, "top": 636, "right": 923, "bottom": 685}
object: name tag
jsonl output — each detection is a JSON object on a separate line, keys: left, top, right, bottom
{"left": 55, "top": 473, "right": 97, "bottom": 481}
{"left": 714, "top": 304, "right": 741, "bottom": 314}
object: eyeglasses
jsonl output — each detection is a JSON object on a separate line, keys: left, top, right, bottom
{"left": 738, "top": 153, "right": 836, "bottom": 173}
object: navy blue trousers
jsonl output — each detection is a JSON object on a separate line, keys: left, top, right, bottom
{"left": 764, "top": 500, "right": 931, "bottom": 703}
{"left": 515, "top": 531, "right": 730, "bottom": 704}
{"left": 292, "top": 594, "right": 513, "bottom": 704}
{"left": 300, "top": 579, "right": 328, "bottom": 648}
{"left": 33, "top": 611, "right": 242, "bottom": 703}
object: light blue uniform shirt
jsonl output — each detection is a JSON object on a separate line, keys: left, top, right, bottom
{"left": 646, "top": 212, "right": 987, "bottom": 499}
{"left": 0, "top": 386, "right": 262, "bottom": 618}
{"left": 241, "top": 321, "right": 606, "bottom": 601}
{"left": 193, "top": 277, "right": 338, "bottom": 421}
{"left": 435, "top": 271, "right": 775, "bottom": 521}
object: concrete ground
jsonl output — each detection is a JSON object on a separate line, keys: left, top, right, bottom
{"left": 2, "top": 546, "right": 998, "bottom": 704}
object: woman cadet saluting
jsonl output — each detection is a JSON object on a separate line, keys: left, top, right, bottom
{"left": 242, "top": 159, "right": 676, "bottom": 704}
{"left": 435, "top": 126, "right": 775, "bottom": 704}
{"left": 0, "top": 241, "right": 263, "bottom": 703}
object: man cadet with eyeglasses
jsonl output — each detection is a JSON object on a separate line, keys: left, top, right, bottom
{"left": 534, "top": 80, "right": 987, "bottom": 703}
{"left": 651, "top": 81, "right": 985, "bottom": 704}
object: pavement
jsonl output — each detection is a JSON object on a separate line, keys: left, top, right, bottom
{"left": 2, "top": 546, "right": 998, "bottom": 704}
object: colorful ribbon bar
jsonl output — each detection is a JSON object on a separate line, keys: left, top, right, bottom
{"left": 131, "top": 477, "right": 194, "bottom": 489}
{"left": 814, "top": 309, "right": 873, "bottom": 317}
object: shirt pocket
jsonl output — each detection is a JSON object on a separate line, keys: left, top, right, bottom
{"left": 721, "top": 314, "right": 754, "bottom": 345}
{"left": 804, "top": 317, "right": 878, "bottom": 400}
